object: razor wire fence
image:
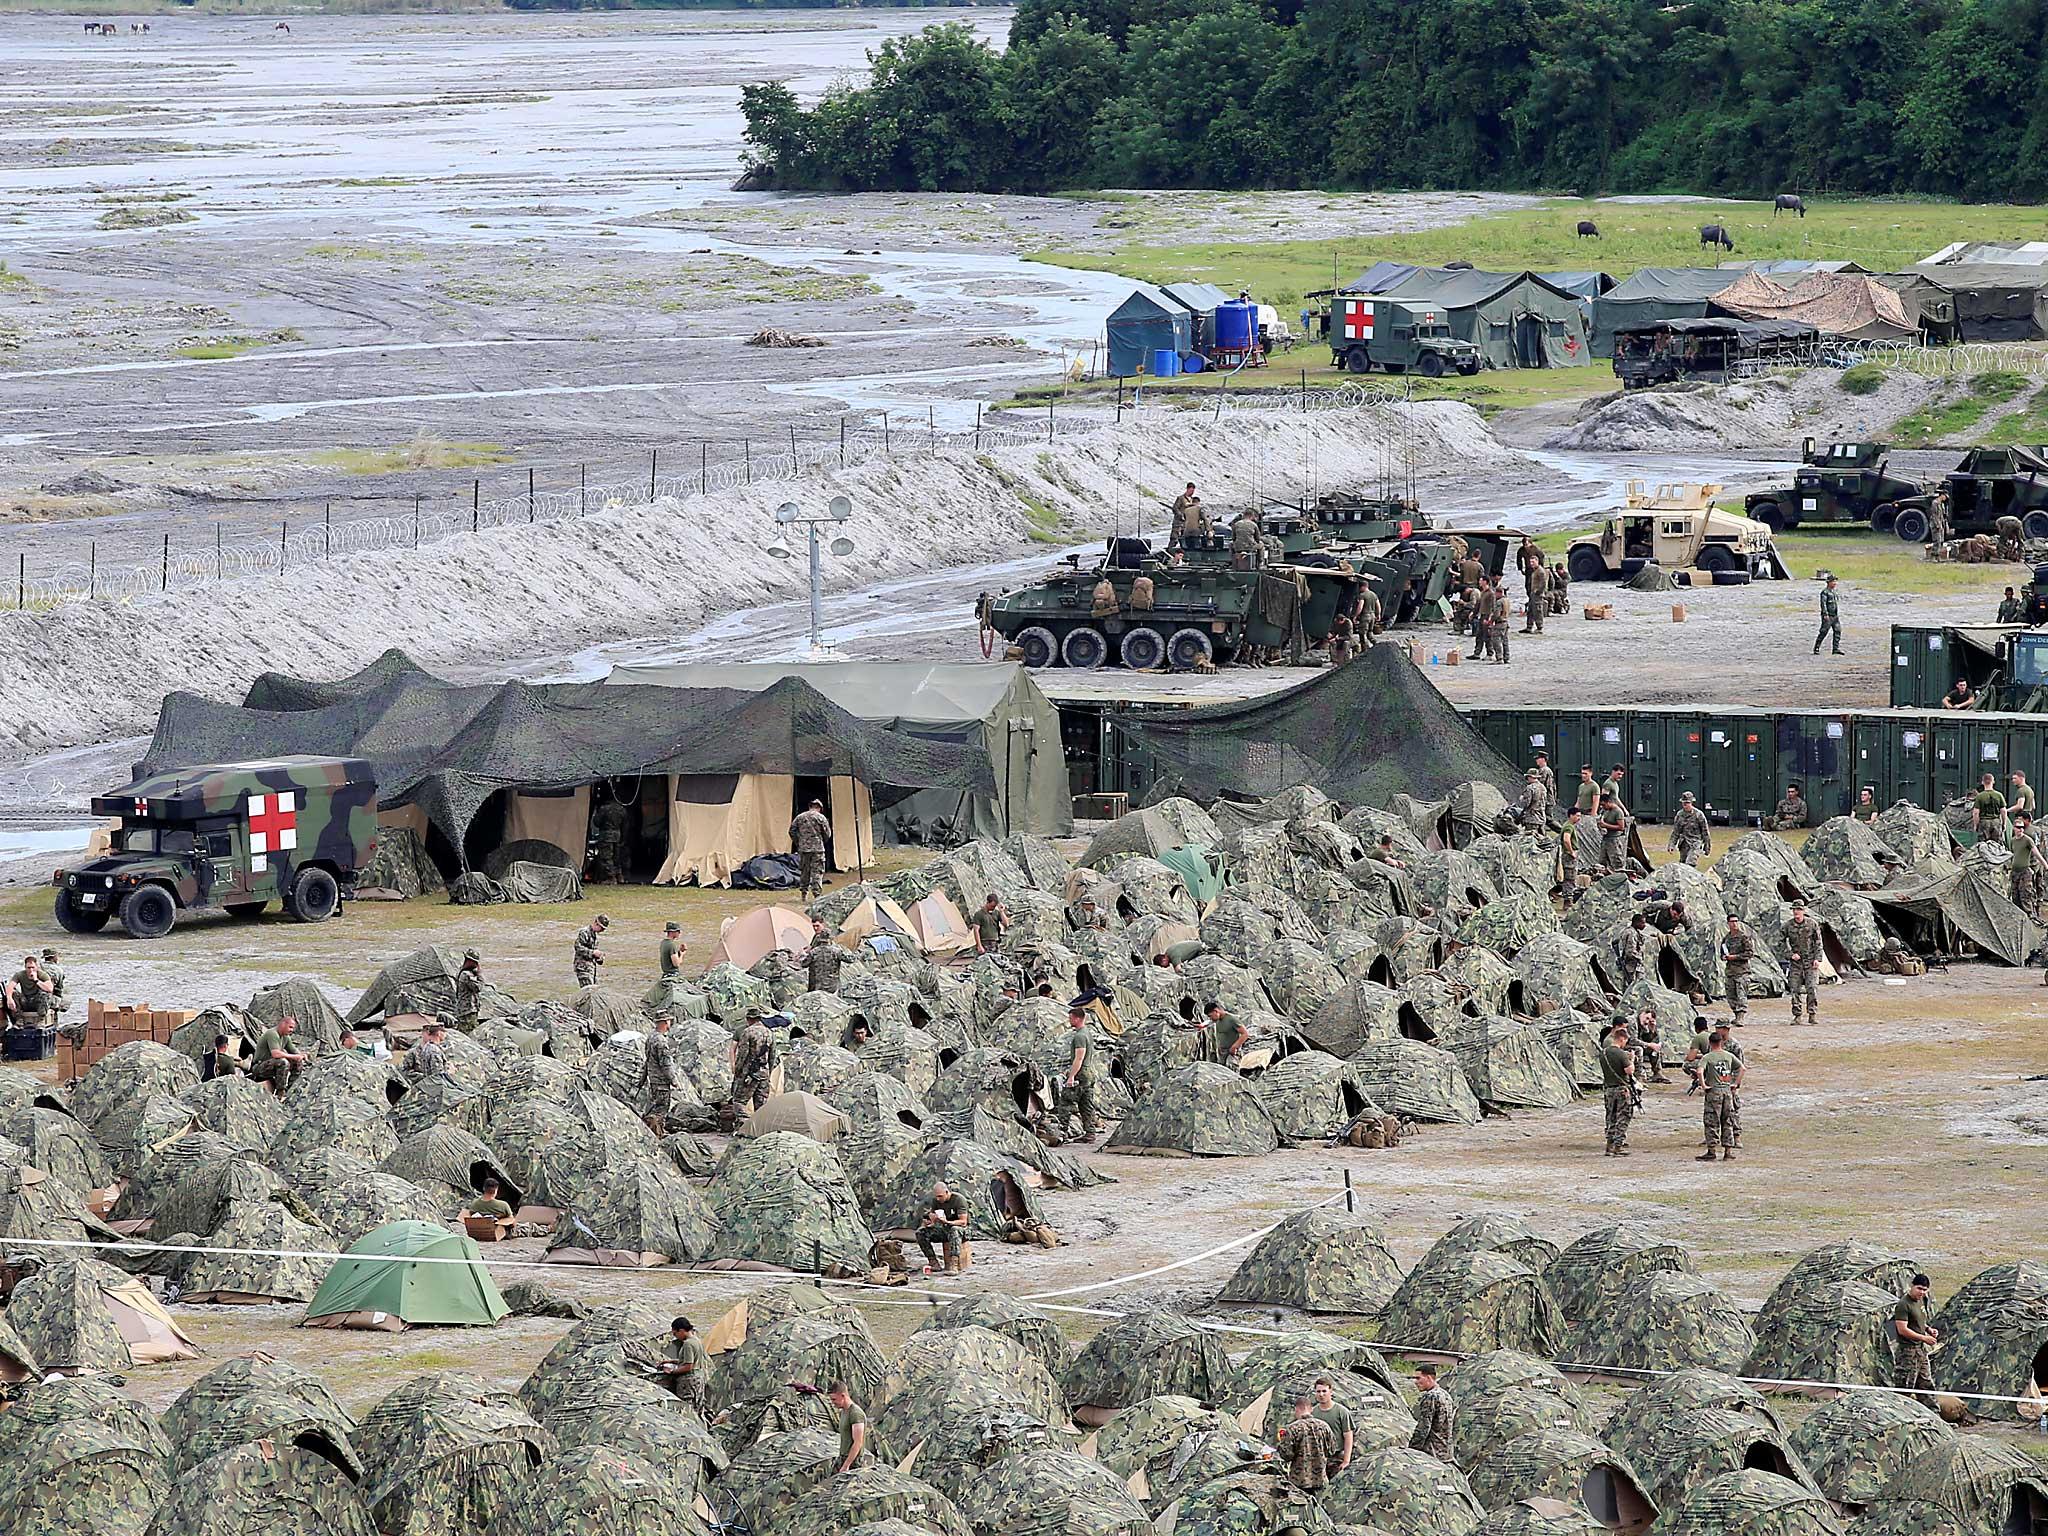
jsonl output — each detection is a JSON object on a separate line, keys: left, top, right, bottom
{"left": 1731, "top": 338, "right": 2048, "bottom": 384}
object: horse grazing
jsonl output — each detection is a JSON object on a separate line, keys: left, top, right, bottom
{"left": 1774, "top": 194, "right": 1806, "bottom": 218}
{"left": 1699, "top": 224, "right": 1735, "bottom": 253}
{"left": 1576, "top": 220, "right": 1601, "bottom": 239}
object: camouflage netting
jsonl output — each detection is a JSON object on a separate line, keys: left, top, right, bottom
{"left": 953, "top": 1447, "right": 1153, "bottom": 1536}
{"left": 1647, "top": 1470, "right": 1844, "bottom": 1536}
{"left": 1465, "top": 1427, "right": 1654, "bottom": 1518}
{"left": 1564, "top": 1271, "right": 1754, "bottom": 1377}
{"left": 1423, "top": 1213, "right": 1561, "bottom": 1275}
{"left": 1350, "top": 1039, "right": 1482, "bottom": 1125}
{"left": 1381, "top": 1251, "right": 1562, "bottom": 1358}
{"left": 1786, "top": 1392, "right": 1957, "bottom": 1509}
{"left": 1928, "top": 1259, "right": 2048, "bottom": 1420}
{"left": 148, "top": 1441, "right": 378, "bottom": 1536}
{"left": 1217, "top": 1206, "right": 1405, "bottom": 1314}
{"left": 1064, "top": 1311, "right": 1231, "bottom": 1411}
{"left": 1743, "top": 1279, "right": 1901, "bottom": 1389}
{"left": 1106, "top": 1063, "right": 1280, "bottom": 1156}
{"left": 706, "top": 1131, "right": 870, "bottom": 1271}
{"left": 1323, "top": 1446, "right": 1488, "bottom": 1536}
{"left": 914, "top": 1293, "right": 1070, "bottom": 1379}
{"left": 1544, "top": 1224, "right": 1696, "bottom": 1332}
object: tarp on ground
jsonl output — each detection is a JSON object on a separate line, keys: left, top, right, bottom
{"left": 145, "top": 649, "right": 995, "bottom": 862}
{"left": 1111, "top": 650, "right": 1519, "bottom": 809}
{"left": 1591, "top": 264, "right": 1760, "bottom": 356}
{"left": 1707, "top": 270, "right": 1918, "bottom": 341}
{"left": 1341, "top": 265, "right": 1592, "bottom": 367}
{"left": 607, "top": 660, "right": 1070, "bottom": 844}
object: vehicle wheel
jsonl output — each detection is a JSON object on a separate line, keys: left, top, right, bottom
{"left": 1749, "top": 501, "right": 1783, "bottom": 533}
{"left": 1167, "top": 627, "right": 1215, "bottom": 670}
{"left": 1712, "top": 569, "right": 1753, "bottom": 586}
{"left": 1567, "top": 546, "right": 1608, "bottom": 583}
{"left": 1894, "top": 507, "right": 1929, "bottom": 543}
{"left": 225, "top": 901, "right": 267, "bottom": 921}
{"left": 118, "top": 885, "right": 177, "bottom": 940}
{"left": 54, "top": 889, "right": 112, "bottom": 935}
{"left": 1417, "top": 352, "right": 1447, "bottom": 379}
{"left": 1871, "top": 502, "right": 1898, "bottom": 532}
{"left": 2024, "top": 511, "right": 2048, "bottom": 542}
{"left": 1061, "top": 626, "right": 1109, "bottom": 670}
{"left": 1120, "top": 626, "right": 1167, "bottom": 670}
{"left": 1014, "top": 626, "right": 1057, "bottom": 669}
{"left": 1697, "top": 545, "right": 1736, "bottom": 574}
{"left": 1343, "top": 349, "right": 1371, "bottom": 375}
{"left": 284, "top": 866, "right": 340, "bottom": 924}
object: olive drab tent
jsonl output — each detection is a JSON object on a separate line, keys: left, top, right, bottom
{"left": 1342, "top": 264, "right": 1593, "bottom": 367}
{"left": 1064, "top": 1311, "right": 1231, "bottom": 1415}
{"left": 607, "top": 660, "right": 1072, "bottom": 846}
{"left": 1591, "top": 266, "right": 1761, "bottom": 356}
{"left": 738, "top": 1091, "right": 853, "bottom": 1141}
{"left": 1380, "top": 1250, "right": 1563, "bottom": 1359}
{"left": 1216, "top": 1206, "right": 1405, "bottom": 1314}
{"left": 303, "top": 1220, "right": 510, "bottom": 1330}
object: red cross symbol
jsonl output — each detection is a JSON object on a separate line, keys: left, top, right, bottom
{"left": 247, "top": 791, "right": 299, "bottom": 857}
{"left": 1565, "top": 335, "right": 1581, "bottom": 355}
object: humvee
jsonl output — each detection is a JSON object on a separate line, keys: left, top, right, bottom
{"left": 1330, "top": 296, "right": 1482, "bottom": 378}
{"left": 1566, "top": 484, "right": 1784, "bottom": 582}
{"left": 54, "top": 757, "right": 378, "bottom": 939}
{"left": 1891, "top": 445, "right": 2048, "bottom": 543}
{"left": 1743, "top": 439, "right": 1924, "bottom": 532}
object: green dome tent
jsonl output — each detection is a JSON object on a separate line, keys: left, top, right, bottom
{"left": 1065, "top": 1311, "right": 1231, "bottom": 1416}
{"left": 1106, "top": 1063, "right": 1281, "bottom": 1157}
{"left": 303, "top": 1220, "right": 509, "bottom": 1331}
{"left": 354, "top": 1372, "right": 553, "bottom": 1536}
{"left": 1422, "top": 1214, "right": 1560, "bottom": 1275}
{"left": 1545, "top": 1225, "right": 1695, "bottom": 1333}
{"left": 912, "top": 1292, "right": 1070, "bottom": 1381}
{"left": 1646, "top": 1470, "right": 1842, "bottom": 1536}
{"left": 1786, "top": 1393, "right": 1955, "bottom": 1511}
{"left": 1565, "top": 1271, "right": 1755, "bottom": 1378}
{"left": 1466, "top": 1427, "right": 1657, "bottom": 1524}
{"left": 1323, "top": 1446, "right": 1487, "bottom": 1536}
{"left": 1381, "top": 1250, "right": 1562, "bottom": 1359}
{"left": 1453, "top": 1384, "right": 1595, "bottom": 1472}
{"left": 1928, "top": 1259, "right": 2048, "bottom": 1421}
{"left": 0, "top": 1416, "right": 169, "bottom": 1536}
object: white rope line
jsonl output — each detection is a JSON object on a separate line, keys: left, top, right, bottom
{"left": 1022, "top": 1188, "right": 1351, "bottom": 1301}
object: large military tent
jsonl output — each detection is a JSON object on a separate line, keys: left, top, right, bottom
{"left": 1112, "top": 649, "right": 1518, "bottom": 813}
{"left": 609, "top": 660, "right": 1071, "bottom": 851}
{"left": 1905, "top": 262, "right": 2048, "bottom": 341}
{"left": 143, "top": 649, "right": 1001, "bottom": 874}
{"left": 1591, "top": 266, "right": 1759, "bottom": 357}
{"left": 1343, "top": 264, "right": 1592, "bottom": 367}
{"left": 304, "top": 1220, "right": 510, "bottom": 1330}
{"left": 1707, "top": 270, "right": 1919, "bottom": 342}
{"left": 1105, "top": 285, "right": 1194, "bottom": 376}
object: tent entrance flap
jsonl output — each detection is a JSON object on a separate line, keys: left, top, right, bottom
{"left": 659, "top": 774, "right": 793, "bottom": 888}
{"left": 504, "top": 786, "right": 592, "bottom": 864}
{"left": 827, "top": 776, "right": 873, "bottom": 872}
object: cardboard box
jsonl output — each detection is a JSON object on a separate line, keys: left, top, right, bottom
{"left": 1671, "top": 603, "right": 1687, "bottom": 623}
{"left": 1584, "top": 604, "right": 1615, "bottom": 620}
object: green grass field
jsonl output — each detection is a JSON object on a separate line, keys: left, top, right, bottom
{"left": 1031, "top": 197, "right": 2048, "bottom": 309}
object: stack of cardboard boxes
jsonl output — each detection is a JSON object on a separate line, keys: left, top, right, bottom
{"left": 55, "top": 999, "right": 195, "bottom": 1079}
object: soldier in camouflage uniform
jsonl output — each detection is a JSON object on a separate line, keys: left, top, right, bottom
{"left": 1697, "top": 1028, "right": 1742, "bottom": 1161}
{"left": 640, "top": 1015, "right": 677, "bottom": 1133}
{"left": 1408, "top": 1366, "right": 1455, "bottom": 1459}
{"left": 399, "top": 1022, "right": 450, "bottom": 1084}
{"left": 588, "top": 793, "right": 629, "bottom": 883}
{"left": 573, "top": 915, "right": 609, "bottom": 987}
{"left": 1597, "top": 793, "right": 1629, "bottom": 874}
{"left": 789, "top": 798, "right": 832, "bottom": 900}
{"left": 659, "top": 1316, "right": 710, "bottom": 1410}
{"left": 1557, "top": 809, "right": 1582, "bottom": 898}
{"left": 1813, "top": 575, "right": 1843, "bottom": 656}
{"left": 2011, "top": 812, "right": 2043, "bottom": 918}
{"left": 5, "top": 954, "right": 53, "bottom": 1036}
{"left": 1616, "top": 914, "right": 1647, "bottom": 991}
{"left": 1772, "top": 784, "right": 1809, "bottom": 830}
{"left": 1531, "top": 752, "right": 1556, "bottom": 806}
{"left": 1055, "top": 1007, "right": 1103, "bottom": 1142}
{"left": 1781, "top": 898, "right": 1822, "bottom": 1025}
{"left": 1601, "top": 1020, "right": 1636, "bottom": 1157}
{"left": 804, "top": 918, "right": 846, "bottom": 995}
{"left": 1972, "top": 772, "right": 2008, "bottom": 845}
{"left": 1668, "top": 792, "right": 1711, "bottom": 866}
{"left": 1720, "top": 915, "right": 1754, "bottom": 1022}
{"left": 36, "top": 949, "right": 71, "bottom": 1042}
{"left": 1891, "top": 1275, "right": 1940, "bottom": 1406}
{"left": 1517, "top": 770, "right": 1547, "bottom": 830}
{"left": 1278, "top": 1397, "right": 1337, "bottom": 1491}
{"left": 732, "top": 1007, "right": 776, "bottom": 1111}
{"left": 1523, "top": 558, "right": 1548, "bottom": 634}
{"left": 452, "top": 948, "right": 483, "bottom": 1032}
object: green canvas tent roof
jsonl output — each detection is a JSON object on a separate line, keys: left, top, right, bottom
{"left": 1157, "top": 844, "right": 1227, "bottom": 904}
{"left": 303, "top": 1220, "right": 509, "bottom": 1330}
{"left": 1340, "top": 265, "right": 1594, "bottom": 368}
{"left": 1592, "top": 265, "right": 1761, "bottom": 356}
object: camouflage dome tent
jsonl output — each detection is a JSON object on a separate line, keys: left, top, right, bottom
{"left": 914, "top": 1292, "right": 1070, "bottom": 1377}
{"left": 954, "top": 1446, "right": 1153, "bottom": 1536}
{"left": 1380, "top": 1250, "right": 1563, "bottom": 1358}
{"left": 1866, "top": 853, "right": 2043, "bottom": 966}
{"left": 1064, "top": 1310, "right": 1231, "bottom": 1416}
{"left": 1106, "top": 1062, "right": 1281, "bottom": 1156}
{"left": 1424, "top": 1213, "right": 1561, "bottom": 1274}
{"left": 348, "top": 946, "right": 515, "bottom": 1026}
{"left": 147, "top": 1440, "right": 378, "bottom": 1536}
{"left": 884, "top": 1326, "right": 1066, "bottom": 1431}
{"left": 503, "top": 1445, "right": 696, "bottom": 1536}
{"left": 1888, "top": 1434, "right": 2048, "bottom": 1536}
{"left": 1153, "top": 1464, "right": 1329, "bottom": 1536}
{"left": 1350, "top": 1038, "right": 1483, "bottom": 1125}
{"left": 158, "top": 1356, "right": 359, "bottom": 1478}
{"left": 182, "top": 1199, "right": 336, "bottom": 1303}
{"left": 1217, "top": 1206, "right": 1406, "bottom": 1314}
{"left": 1743, "top": 1278, "right": 1902, "bottom": 1389}
{"left": 1801, "top": 816, "right": 1903, "bottom": 888}
{"left": 1927, "top": 1259, "right": 2048, "bottom": 1420}
{"left": 1545, "top": 1225, "right": 1696, "bottom": 1332}
{"left": 1444, "top": 1016, "right": 1580, "bottom": 1111}
{"left": 547, "top": 1155, "right": 719, "bottom": 1268}
{"left": 1323, "top": 1445, "right": 1488, "bottom": 1536}
{"left": 0, "top": 1414, "right": 169, "bottom": 1536}
{"left": 380, "top": 1125, "right": 525, "bottom": 1215}
{"left": 1599, "top": 1368, "right": 1782, "bottom": 1475}
{"left": 1648, "top": 1470, "right": 1842, "bottom": 1536}
{"left": 356, "top": 1368, "right": 552, "bottom": 1536}
{"left": 1250, "top": 1049, "right": 1381, "bottom": 1138}
{"left": 868, "top": 1137, "right": 1044, "bottom": 1239}
{"left": 1465, "top": 1427, "right": 1657, "bottom": 1526}
{"left": 1477, "top": 1500, "right": 1606, "bottom": 1536}
{"left": 5, "top": 1254, "right": 198, "bottom": 1370}
{"left": 1566, "top": 1272, "right": 1756, "bottom": 1377}
{"left": 1441, "top": 1353, "right": 1593, "bottom": 1468}
{"left": 779, "top": 1464, "right": 972, "bottom": 1536}
{"left": 69, "top": 1040, "right": 197, "bottom": 1133}
{"left": 1785, "top": 1392, "right": 1956, "bottom": 1510}
{"left": 1613, "top": 1404, "right": 1810, "bottom": 1514}
{"left": 705, "top": 1130, "right": 871, "bottom": 1272}
{"left": 304, "top": 1220, "right": 510, "bottom": 1330}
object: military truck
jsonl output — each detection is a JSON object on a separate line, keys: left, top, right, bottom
{"left": 1329, "top": 296, "right": 1482, "bottom": 378}
{"left": 1743, "top": 440, "right": 1924, "bottom": 532}
{"left": 1566, "top": 484, "right": 1785, "bottom": 582}
{"left": 53, "top": 757, "right": 378, "bottom": 939}
{"left": 1890, "top": 446, "right": 2048, "bottom": 543}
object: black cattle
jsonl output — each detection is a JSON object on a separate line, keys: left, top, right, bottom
{"left": 1699, "top": 224, "right": 1735, "bottom": 252}
{"left": 1774, "top": 194, "right": 1806, "bottom": 218}
{"left": 1576, "top": 220, "right": 1601, "bottom": 239}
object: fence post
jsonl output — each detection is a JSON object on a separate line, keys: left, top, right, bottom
{"left": 215, "top": 523, "right": 222, "bottom": 581}
{"left": 16, "top": 553, "right": 22, "bottom": 610}
{"left": 701, "top": 441, "right": 708, "bottom": 494}
{"left": 279, "top": 521, "right": 288, "bottom": 573}
{"left": 1047, "top": 401, "right": 1054, "bottom": 441}
{"left": 415, "top": 496, "right": 422, "bottom": 548}
{"left": 650, "top": 448, "right": 658, "bottom": 501}
{"left": 930, "top": 405, "right": 937, "bottom": 458}
{"left": 884, "top": 417, "right": 891, "bottom": 459}
{"left": 789, "top": 425, "right": 796, "bottom": 468}
{"left": 472, "top": 479, "right": 480, "bottom": 530}
{"left": 1343, "top": 1167, "right": 1354, "bottom": 1212}
{"left": 161, "top": 533, "right": 169, "bottom": 592}
{"left": 324, "top": 503, "right": 332, "bottom": 559}
{"left": 1301, "top": 368, "right": 1307, "bottom": 409}
{"left": 975, "top": 401, "right": 983, "bottom": 450}
{"left": 528, "top": 468, "right": 535, "bottom": 524}
{"left": 580, "top": 463, "right": 587, "bottom": 517}
{"left": 89, "top": 542, "right": 95, "bottom": 600}
{"left": 744, "top": 440, "right": 751, "bottom": 486}
{"left": 839, "top": 417, "right": 846, "bottom": 469}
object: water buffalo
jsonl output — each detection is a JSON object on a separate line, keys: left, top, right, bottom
{"left": 1700, "top": 224, "right": 1735, "bottom": 252}
{"left": 1576, "top": 220, "right": 1601, "bottom": 239}
{"left": 1774, "top": 194, "right": 1806, "bottom": 218}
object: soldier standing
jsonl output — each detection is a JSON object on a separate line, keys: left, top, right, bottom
{"left": 35, "top": 949, "right": 69, "bottom": 1041}
{"left": 400, "top": 1022, "right": 450, "bottom": 1084}
{"left": 1310, "top": 1378, "right": 1355, "bottom": 1474}
{"left": 804, "top": 918, "right": 846, "bottom": 995}
{"left": 1407, "top": 1367, "right": 1455, "bottom": 1460}
{"left": 1772, "top": 784, "right": 1809, "bottom": 830}
{"left": 1201, "top": 999, "right": 1248, "bottom": 1064}
{"left": 1999, "top": 585, "right": 2024, "bottom": 624}
{"left": 1813, "top": 575, "right": 1843, "bottom": 656}
{"left": 1357, "top": 582, "right": 1383, "bottom": 641}
{"left": 1616, "top": 914, "right": 1647, "bottom": 991}
{"left": 1531, "top": 751, "right": 1556, "bottom": 806}
{"left": 1782, "top": 898, "right": 1822, "bottom": 1026}
{"left": 2011, "top": 812, "right": 2043, "bottom": 917}
{"left": 1603, "top": 766, "right": 1630, "bottom": 816}
{"left": 1057, "top": 1007, "right": 1102, "bottom": 1142}
{"left": 1557, "top": 810, "right": 1582, "bottom": 897}
{"left": 1523, "top": 558, "right": 1548, "bottom": 634}
{"left": 1601, "top": 1019, "right": 1636, "bottom": 1157}
{"left": 1597, "top": 792, "right": 1629, "bottom": 874}
{"left": 731, "top": 1007, "right": 776, "bottom": 1111}
{"left": 589, "top": 793, "right": 629, "bottom": 883}
{"left": 1891, "top": 1275, "right": 1940, "bottom": 1407}
{"left": 452, "top": 949, "right": 483, "bottom": 1032}
{"left": 1972, "top": 771, "right": 2009, "bottom": 845}
{"left": 659, "top": 921, "right": 687, "bottom": 977}
{"left": 1491, "top": 581, "right": 1512, "bottom": 664}
{"left": 573, "top": 915, "right": 609, "bottom": 988}
{"left": 1668, "top": 791, "right": 1711, "bottom": 865}
{"left": 788, "top": 799, "right": 832, "bottom": 901}
{"left": 660, "top": 1317, "right": 709, "bottom": 1410}
{"left": 1230, "top": 511, "right": 1261, "bottom": 570}
{"left": 1574, "top": 765, "right": 1599, "bottom": 814}
{"left": 970, "top": 893, "right": 1008, "bottom": 955}
{"left": 1168, "top": 483, "right": 1207, "bottom": 549}
{"left": 1720, "top": 915, "right": 1754, "bottom": 1024}
{"left": 1696, "top": 1028, "right": 1742, "bottom": 1161}
{"left": 829, "top": 1382, "right": 869, "bottom": 1475}
{"left": 2010, "top": 770, "right": 2038, "bottom": 820}
{"left": 1517, "top": 770, "right": 1548, "bottom": 830}
{"left": 640, "top": 1015, "right": 677, "bottom": 1134}
{"left": 1930, "top": 491, "right": 1952, "bottom": 547}
{"left": 1278, "top": 1397, "right": 1337, "bottom": 1493}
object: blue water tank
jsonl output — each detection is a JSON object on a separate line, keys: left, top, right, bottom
{"left": 1180, "top": 352, "right": 1206, "bottom": 374}
{"left": 1213, "top": 301, "right": 1256, "bottom": 351}
{"left": 1151, "top": 348, "right": 1180, "bottom": 377}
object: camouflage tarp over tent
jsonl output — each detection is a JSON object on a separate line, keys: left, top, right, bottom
{"left": 1707, "top": 269, "right": 1919, "bottom": 341}
{"left": 1866, "top": 858, "right": 2042, "bottom": 965}
{"left": 1111, "top": 651, "right": 1520, "bottom": 810}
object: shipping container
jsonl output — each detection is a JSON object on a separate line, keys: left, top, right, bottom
{"left": 1890, "top": 625, "right": 1953, "bottom": 709}
{"left": 1774, "top": 711, "right": 1853, "bottom": 819}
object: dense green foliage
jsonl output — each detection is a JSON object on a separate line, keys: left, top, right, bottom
{"left": 740, "top": 0, "right": 2048, "bottom": 195}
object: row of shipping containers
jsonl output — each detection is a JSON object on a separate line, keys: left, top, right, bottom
{"left": 1468, "top": 704, "right": 2048, "bottom": 824}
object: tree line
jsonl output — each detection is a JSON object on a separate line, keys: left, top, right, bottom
{"left": 739, "top": 0, "right": 2048, "bottom": 197}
